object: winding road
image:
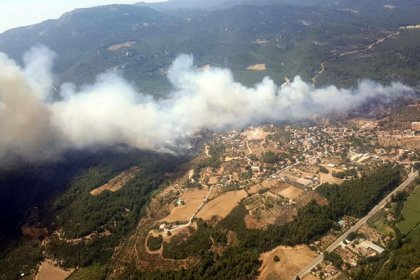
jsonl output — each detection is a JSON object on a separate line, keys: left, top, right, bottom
{"left": 298, "top": 170, "right": 418, "bottom": 278}
{"left": 312, "top": 31, "right": 400, "bottom": 86}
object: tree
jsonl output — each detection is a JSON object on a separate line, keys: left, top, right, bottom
{"left": 261, "top": 151, "right": 279, "bottom": 164}
{"left": 347, "top": 232, "right": 357, "bottom": 241}
{"left": 325, "top": 252, "right": 343, "bottom": 269}
{"left": 319, "top": 166, "right": 329, "bottom": 174}
{"left": 249, "top": 154, "right": 258, "bottom": 161}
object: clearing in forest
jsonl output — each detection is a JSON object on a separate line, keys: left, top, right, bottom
{"left": 319, "top": 172, "right": 343, "bottom": 185}
{"left": 271, "top": 183, "right": 304, "bottom": 200}
{"left": 246, "top": 64, "right": 267, "bottom": 71}
{"left": 258, "top": 245, "right": 317, "bottom": 280}
{"left": 35, "top": 261, "right": 74, "bottom": 280}
{"left": 196, "top": 190, "right": 247, "bottom": 220}
{"left": 90, "top": 166, "right": 140, "bottom": 196}
{"left": 161, "top": 189, "right": 209, "bottom": 223}
{"left": 107, "top": 41, "right": 136, "bottom": 51}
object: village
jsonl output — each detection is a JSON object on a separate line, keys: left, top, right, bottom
{"left": 132, "top": 103, "right": 420, "bottom": 280}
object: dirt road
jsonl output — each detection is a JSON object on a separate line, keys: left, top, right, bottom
{"left": 312, "top": 31, "right": 400, "bottom": 86}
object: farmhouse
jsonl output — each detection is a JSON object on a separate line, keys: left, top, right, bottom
{"left": 358, "top": 240, "right": 385, "bottom": 254}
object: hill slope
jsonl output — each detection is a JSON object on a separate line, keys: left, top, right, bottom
{"left": 0, "top": 2, "right": 419, "bottom": 96}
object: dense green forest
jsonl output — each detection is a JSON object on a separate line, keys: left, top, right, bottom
{"left": 0, "top": 238, "right": 43, "bottom": 280}
{"left": 162, "top": 220, "right": 226, "bottom": 260}
{"left": 46, "top": 152, "right": 184, "bottom": 268}
{"left": 317, "top": 165, "right": 402, "bottom": 218}
{"left": 0, "top": 150, "right": 186, "bottom": 278}
{"left": 0, "top": 151, "right": 134, "bottom": 253}
{"left": 121, "top": 165, "right": 402, "bottom": 279}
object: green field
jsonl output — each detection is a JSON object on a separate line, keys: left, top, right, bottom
{"left": 66, "top": 265, "right": 103, "bottom": 280}
{"left": 368, "top": 210, "right": 394, "bottom": 236}
{"left": 398, "top": 186, "right": 420, "bottom": 234}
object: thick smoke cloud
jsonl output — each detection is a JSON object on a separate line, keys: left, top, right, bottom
{"left": 0, "top": 46, "right": 415, "bottom": 164}
{"left": 0, "top": 47, "right": 61, "bottom": 163}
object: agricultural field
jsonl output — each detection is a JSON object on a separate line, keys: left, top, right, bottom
{"left": 89, "top": 166, "right": 140, "bottom": 196}
{"left": 161, "top": 188, "right": 209, "bottom": 223}
{"left": 248, "top": 182, "right": 269, "bottom": 195}
{"left": 302, "top": 274, "right": 319, "bottom": 280}
{"left": 398, "top": 186, "right": 420, "bottom": 234}
{"left": 368, "top": 209, "right": 394, "bottom": 236}
{"left": 320, "top": 172, "right": 344, "bottom": 185}
{"left": 66, "top": 265, "right": 103, "bottom": 280}
{"left": 35, "top": 261, "right": 74, "bottom": 280}
{"left": 272, "top": 184, "right": 304, "bottom": 200}
{"left": 196, "top": 190, "right": 247, "bottom": 221}
{"left": 258, "top": 245, "right": 318, "bottom": 280}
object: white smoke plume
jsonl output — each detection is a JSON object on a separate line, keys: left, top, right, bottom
{"left": 0, "top": 46, "right": 415, "bottom": 164}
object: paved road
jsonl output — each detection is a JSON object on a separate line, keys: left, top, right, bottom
{"left": 297, "top": 171, "right": 417, "bottom": 278}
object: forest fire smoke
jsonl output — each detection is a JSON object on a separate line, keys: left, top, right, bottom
{"left": 0, "top": 46, "right": 415, "bottom": 164}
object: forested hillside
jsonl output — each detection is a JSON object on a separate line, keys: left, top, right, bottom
{"left": 0, "top": 151, "right": 186, "bottom": 278}
{"left": 0, "top": 1, "right": 419, "bottom": 95}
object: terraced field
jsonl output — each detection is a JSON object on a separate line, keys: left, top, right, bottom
{"left": 66, "top": 265, "right": 103, "bottom": 280}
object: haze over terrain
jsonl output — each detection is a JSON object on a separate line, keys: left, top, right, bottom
{"left": 0, "top": 0, "right": 164, "bottom": 32}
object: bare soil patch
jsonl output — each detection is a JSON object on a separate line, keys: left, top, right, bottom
{"left": 246, "top": 64, "right": 267, "bottom": 71}
{"left": 161, "top": 189, "right": 209, "bottom": 223}
{"left": 196, "top": 190, "right": 247, "bottom": 220}
{"left": 273, "top": 184, "right": 304, "bottom": 200}
{"left": 350, "top": 118, "right": 379, "bottom": 130}
{"left": 255, "top": 39, "right": 269, "bottom": 44}
{"left": 258, "top": 245, "right": 317, "bottom": 280}
{"left": 302, "top": 274, "right": 320, "bottom": 280}
{"left": 411, "top": 267, "right": 420, "bottom": 276}
{"left": 249, "top": 183, "right": 265, "bottom": 195}
{"left": 35, "top": 261, "right": 74, "bottom": 280}
{"left": 241, "top": 128, "right": 271, "bottom": 141}
{"left": 378, "top": 136, "right": 420, "bottom": 149}
{"left": 319, "top": 173, "right": 343, "bottom": 185}
{"left": 208, "top": 176, "right": 219, "bottom": 185}
{"left": 244, "top": 214, "right": 258, "bottom": 229}
{"left": 108, "top": 41, "right": 136, "bottom": 51}
{"left": 261, "top": 179, "right": 279, "bottom": 189}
